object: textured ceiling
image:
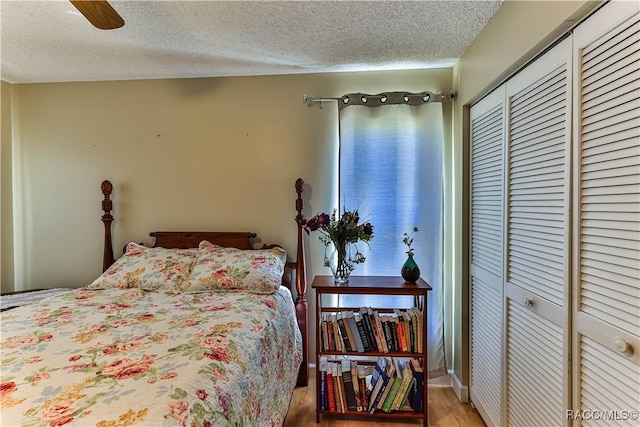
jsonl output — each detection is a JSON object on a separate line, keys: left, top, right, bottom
{"left": 1, "top": 0, "right": 503, "bottom": 84}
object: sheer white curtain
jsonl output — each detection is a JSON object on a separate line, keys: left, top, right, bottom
{"left": 339, "top": 102, "right": 447, "bottom": 378}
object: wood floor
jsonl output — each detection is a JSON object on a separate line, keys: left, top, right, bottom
{"left": 284, "top": 380, "right": 486, "bottom": 427}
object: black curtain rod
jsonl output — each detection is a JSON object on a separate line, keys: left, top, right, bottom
{"left": 303, "top": 91, "right": 456, "bottom": 109}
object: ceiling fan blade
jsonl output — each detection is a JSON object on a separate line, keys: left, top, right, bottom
{"left": 70, "top": 0, "right": 124, "bottom": 30}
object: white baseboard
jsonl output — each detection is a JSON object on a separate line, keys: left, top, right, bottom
{"left": 451, "top": 372, "right": 469, "bottom": 403}
{"left": 427, "top": 373, "right": 451, "bottom": 386}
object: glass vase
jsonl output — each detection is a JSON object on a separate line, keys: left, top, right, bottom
{"left": 401, "top": 253, "right": 420, "bottom": 283}
{"left": 327, "top": 243, "right": 353, "bottom": 284}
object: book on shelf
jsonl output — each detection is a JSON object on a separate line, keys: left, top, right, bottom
{"left": 370, "top": 308, "right": 389, "bottom": 353}
{"left": 321, "top": 314, "right": 329, "bottom": 352}
{"left": 411, "top": 307, "right": 423, "bottom": 353}
{"left": 334, "top": 362, "right": 344, "bottom": 412}
{"left": 337, "top": 362, "right": 348, "bottom": 413}
{"left": 359, "top": 307, "right": 378, "bottom": 351}
{"left": 409, "top": 358, "right": 424, "bottom": 412}
{"left": 400, "top": 310, "right": 411, "bottom": 352}
{"left": 366, "top": 308, "right": 381, "bottom": 352}
{"left": 321, "top": 313, "right": 328, "bottom": 351}
{"left": 402, "top": 311, "right": 411, "bottom": 353}
{"left": 392, "top": 316, "right": 402, "bottom": 353}
{"left": 357, "top": 365, "right": 369, "bottom": 412}
{"left": 336, "top": 312, "right": 353, "bottom": 352}
{"left": 385, "top": 315, "right": 400, "bottom": 352}
{"left": 396, "top": 376, "right": 416, "bottom": 411}
{"left": 326, "top": 361, "right": 336, "bottom": 412}
{"left": 346, "top": 311, "right": 366, "bottom": 353}
{"left": 330, "top": 313, "right": 338, "bottom": 351}
{"left": 332, "top": 362, "right": 341, "bottom": 413}
{"left": 393, "top": 310, "right": 407, "bottom": 352}
{"left": 391, "top": 358, "right": 414, "bottom": 411}
{"left": 374, "top": 357, "right": 397, "bottom": 412}
{"left": 329, "top": 314, "right": 337, "bottom": 351}
{"left": 354, "top": 312, "right": 372, "bottom": 352}
{"left": 319, "top": 356, "right": 328, "bottom": 411}
{"left": 341, "top": 360, "right": 358, "bottom": 412}
{"left": 367, "top": 357, "right": 390, "bottom": 415}
{"left": 350, "top": 360, "right": 362, "bottom": 412}
{"left": 407, "top": 309, "right": 416, "bottom": 353}
{"left": 332, "top": 314, "right": 343, "bottom": 352}
{"left": 392, "top": 315, "right": 400, "bottom": 353}
{"left": 392, "top": 310, "right": 402, "bottom": 351}
{"left": 380, "top": 315, "right": 394, "bottom": 352}
{"left": 381, "top": 358, "right": 404, "bottom": 413}
{"left": 343, "top": 311, "right": 360, "bottom": 352}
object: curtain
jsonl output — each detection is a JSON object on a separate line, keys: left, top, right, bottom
{"left": 339, "top": 102, "right": 447, "bottom": 378}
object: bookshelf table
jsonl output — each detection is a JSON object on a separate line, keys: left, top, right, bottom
{"left": 311, "top": 275, "right": 431, "bottom": 426}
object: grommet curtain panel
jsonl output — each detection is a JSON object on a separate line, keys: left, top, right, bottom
{"left": 338, "top": 102, "right": 447, "bottom": 378}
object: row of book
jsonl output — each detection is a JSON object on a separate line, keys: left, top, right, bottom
{"left": 318, "top": 357, "right": 424, "bottom": 414}
{"left": 319, "top": 307, "right": 423, "bottom": 354}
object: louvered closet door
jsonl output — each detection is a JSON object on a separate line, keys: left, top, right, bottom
{"left": 469, "top": 86, "right": 505, "bottom": 427}
{"left": 572, "top": 3, "right": 640, "bottom": 425}
{"left": 504, "top": 37, "right": 572, "bottom": 427}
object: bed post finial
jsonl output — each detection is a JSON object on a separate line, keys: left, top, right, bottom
{"left": 295, "top": 178, "right": 305, "bottom": 224}
{"left": 101, "top": 180, "right": 114, "bottom": 272}
{"left": 294, "top": 178, "right": 308, "bottom": 386}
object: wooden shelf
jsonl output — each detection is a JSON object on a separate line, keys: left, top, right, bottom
{"left": 312, "top": 275, "right": 430, "bottom": 426}
{"left": 318, "top": 350, "right": 423, "bottom": 358}
{"left": 312, "top": 275, "right": 431, "bottom": 295}
{"left": 317, "top": 409, "right": 424, "bottom": 418}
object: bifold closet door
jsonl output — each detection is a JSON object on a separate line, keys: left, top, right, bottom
{"left": 469, "top": 86, "right": 505, "bottom": 427}
{"left": 504, "top": 37, "right": 572, "bottom": 427}
{"left": 572, "top": 2, "right": 640, "bottom": 425}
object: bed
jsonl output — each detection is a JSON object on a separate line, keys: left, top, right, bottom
{"left": 0, "top": 179, "right": 309, "bottom": 427}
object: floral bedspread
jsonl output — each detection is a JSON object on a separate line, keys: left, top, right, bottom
{"left": 0, "top": 287, "right": 302, "bottom": 427}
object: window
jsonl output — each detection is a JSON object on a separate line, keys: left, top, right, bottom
{"left": 339, "top": 103, "right": 443, "bottom": 278}
{"left": 336, "top": 99, "right": 446, "bottom": 377}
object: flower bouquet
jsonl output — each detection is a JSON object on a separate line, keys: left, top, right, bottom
{"left": 304, "top": 209, "right": 374, "bottom": 283}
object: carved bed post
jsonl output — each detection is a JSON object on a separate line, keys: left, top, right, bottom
{"left": 294, "top": 178, "right": 309, "bottom": 386}
{"left": 101, "top": 180, "right": 114, "bottom": 272}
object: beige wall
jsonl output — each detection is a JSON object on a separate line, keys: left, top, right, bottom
{"left": 4, "top": 0, "right": 604, "bottom": 387}
{"left": 1, "top": 80, "right": 14, "bottom": 293}
{"left": 6, "top": 68, "right": 453, "bottom": 363}
{"left": 450, "top": 0, "right": 600, "bottom": 395}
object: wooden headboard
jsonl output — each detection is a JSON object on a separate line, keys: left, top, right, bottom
{"left": 99, "top": 179, "right": 309, "bottom": 387}
{"left": 149, "top": 231, "right": 257, "bottom": 250}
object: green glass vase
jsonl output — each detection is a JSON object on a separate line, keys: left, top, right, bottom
{"left": 401, "top": 253, "right": 420, "bottom": 283}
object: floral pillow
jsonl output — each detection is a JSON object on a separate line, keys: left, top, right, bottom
{"left": 179, "top": 240, "right": 287, "bottom": 294}
{"left": 86, "top": 243, "right": 196, "bottom": 293}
